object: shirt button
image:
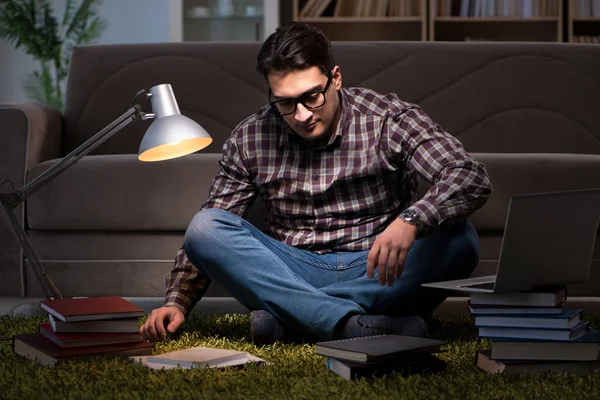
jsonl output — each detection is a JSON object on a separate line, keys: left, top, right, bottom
{"left": 313, "top": 174, "right": 319, "bottom": 181}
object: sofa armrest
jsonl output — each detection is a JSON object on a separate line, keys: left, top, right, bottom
{"left": 0, "top": 102, "right": 63, "bottom": 173}
{"left": 0, "top": 102, "right": 63, "bottom": 296}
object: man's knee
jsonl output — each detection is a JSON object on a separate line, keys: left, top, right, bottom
{"left": 183, "top": 208, "right": 236, "bottom": 255}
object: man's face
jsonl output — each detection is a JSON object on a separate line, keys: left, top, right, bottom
{"left": 268, "top": 66, "right": 342, "bottom": 143}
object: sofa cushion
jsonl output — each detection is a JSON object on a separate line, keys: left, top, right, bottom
{"left": 27, "top": 153, "right": 600, "bottom": 232}
{"left": 27, "top": 154, "right": 217, "bottom": 231}
{"left": 26, "top": 154, "right": 270, "bottom": 232}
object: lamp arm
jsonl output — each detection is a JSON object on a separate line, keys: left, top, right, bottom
{"left": 0, "top": 104, "right": 144, "bottom": 300}
{"left": 19, "top": 106, "right": 141, "bottom": 202}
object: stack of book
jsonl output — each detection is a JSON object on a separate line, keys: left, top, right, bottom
{"left": 315, "top": 334, "right": 448, "bottom": 380}
{"left": 12, "top": 296, "right": 153, "bottom": 366}
{"left": 470, "top": 287, "right": 600, "bottom": 375}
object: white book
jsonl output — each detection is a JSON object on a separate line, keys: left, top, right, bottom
{"left": 132, "top": 346, "right": 265, "bottom": 369}
{"left": 132, "top": 353, "right": 266, "bottom": 370}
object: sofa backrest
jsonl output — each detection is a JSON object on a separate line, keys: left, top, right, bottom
{"left": 64, "top": 41, "right": 600, "bottom": 157}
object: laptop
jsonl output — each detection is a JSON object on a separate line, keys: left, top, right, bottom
{"left": 422, "top": 188, "right": 600, "bottom": 294}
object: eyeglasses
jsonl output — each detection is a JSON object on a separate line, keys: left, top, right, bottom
{"left": 270, "top": 73, "right": 332, "bottom": 116}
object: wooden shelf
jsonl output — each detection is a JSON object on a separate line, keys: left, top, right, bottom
{"left": 434, "top": 17, "right": 560, "bottom": 22}
{"left": 298, "top": 17, "right": 423, "bottom": 22}
{"left": 291, "top": 1, "right": 600, "bottom": 43}
{"left": 568, "top": 0, "right": 600, "bottom": 43}
{"left": 184, "top": 16, "right": 263, "bottom": 22}
{"left": 430, "top": 0, "right": 563, "bottom": 42}
{"left": 293, "top": 0, "right": 427, "bottom": 41}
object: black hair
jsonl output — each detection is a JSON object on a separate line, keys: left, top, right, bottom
{"left": 256, "top": 22, "right": 335, "bottom": 80}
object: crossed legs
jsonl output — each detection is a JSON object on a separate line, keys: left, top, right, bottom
{"left": 183, "top": 209, "right": 478, "bottom": 340}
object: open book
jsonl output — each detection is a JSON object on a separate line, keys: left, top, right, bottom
{"left": 131, "top": 346, "right": 266, "bottom": 370}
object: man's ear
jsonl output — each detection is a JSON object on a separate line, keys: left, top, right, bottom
{"left": 332, "top": 66, "right": 342, "bottom": 90}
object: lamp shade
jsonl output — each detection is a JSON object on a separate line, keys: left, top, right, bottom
{"left": 138, "top": 84, "right": 212, "bottom": 162}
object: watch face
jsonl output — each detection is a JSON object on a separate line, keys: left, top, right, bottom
{"left": 401, "top": 209, "right": 418, "bottom": 221}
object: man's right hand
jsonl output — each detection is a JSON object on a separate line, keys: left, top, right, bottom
{"left": 139, "top": 306, "right": 185, "bottom": 342}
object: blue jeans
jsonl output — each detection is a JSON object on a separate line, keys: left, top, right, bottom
{"left": 183, "top": 208, "right": 479, "bottom": 340}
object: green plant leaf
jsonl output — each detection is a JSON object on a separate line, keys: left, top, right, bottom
{"left": 0, "top": 0, "right": 106, "bottom": 111}
{"left": 65, "top": 0, "right": 102, "bottom": 38}
{"left": 22, "top": 63, "right": 62, "bottom": 110}
{"left": 80, "top": 16, "right": 107, "bottom": 44}
{"left": 0, "top": 0, "right": 60, "bottom": 60}
{"left": 22, "top": 71, "right": 47, "bottom": 105}
{"left": 61, "top": 0, "right": 76, "bottom": 32}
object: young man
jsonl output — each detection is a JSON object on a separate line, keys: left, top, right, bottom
{"left": 140, "top": 23, "right": 492, "bottom": 344}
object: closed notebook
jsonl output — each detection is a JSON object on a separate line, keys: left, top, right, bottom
{"left": 146, "top": 346, "right": 250, "bottom": 368}
{"left": 13, "top": 333, "right": 153, "bottom": 367}
{"left": 474, "top": 309, "right": 582, "bottom": 329}
{"left": 40, "top": 296, "right": 143, "bottom": 322}
{"left": 48, "top": 314, "right": 140, "bottom": 334}
{"left": 476, "top": 350, "right": 600, "bottom": 376}
{"left": 326, "top": 354, "right": 447, "bottom": 380}
{"left": 478, "top": 321, "right": 590, "bottom": 341}
{"left": 315, "top": 335, "right": 446, "bottom": 363}
{"left": 39, "top": 323, "right": 142, "bottom": 348}
{"left": 468, "top": 302, "right": 564, "bottom": 316}
{"left": 469, "top": 287, "right": 566, "bottom": 307}
{"left": 490, "top": 330, "right": 600, "bottom": 361}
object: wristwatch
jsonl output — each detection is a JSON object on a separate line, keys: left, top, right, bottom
{"left": 399, "top": 209, "right": 422, "bottom": 233}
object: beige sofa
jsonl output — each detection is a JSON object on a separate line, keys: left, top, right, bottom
{"left": 1, "top": 41, "right": 600, "bottom": 314}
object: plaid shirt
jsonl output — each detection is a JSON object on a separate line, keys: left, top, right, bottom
{"left": 163, "top": 87, "right": 492, "bottom": 314}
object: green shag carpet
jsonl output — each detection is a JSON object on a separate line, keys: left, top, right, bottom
{"left": 1, "top": 313, "right": 600, "bottom": 400}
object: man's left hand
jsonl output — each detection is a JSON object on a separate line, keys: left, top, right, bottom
{"left": 367, "top": 218, "right": 417, "bottom": 286}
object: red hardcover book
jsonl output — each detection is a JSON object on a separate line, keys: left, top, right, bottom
{"left": 48, "top": 314, "right": 140, "bottom": 334}
{"left": 13, "top": 333, "right": 153, "bottom": 367}
{"left": 39, "top": 324, "right": 142, "bottom": 348}
{"left": 39, "top": 296, "right": 144, "bottom": 322}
